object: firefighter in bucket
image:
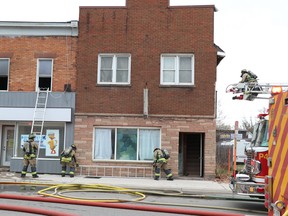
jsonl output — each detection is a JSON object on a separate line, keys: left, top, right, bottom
{"left": 60, "top": 144, "right": 79, "bottom": 177}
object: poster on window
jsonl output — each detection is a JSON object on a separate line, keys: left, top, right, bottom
{"left": 20, "top": 134, "right": 46, "bottom": 149}
{"left": 44, "top": 130, "right": 59, "bottom": 156}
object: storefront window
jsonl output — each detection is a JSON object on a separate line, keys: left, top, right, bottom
{"left": 16, "top": 122, "right": 65, "bottom": 159}
{"left": 94, "top": 127, "right": 160, "bottom": 161}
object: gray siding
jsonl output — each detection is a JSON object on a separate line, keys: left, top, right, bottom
{"left": 10, "top": 159, "right": 62, "bottom": 174}
{"left": 0, "top": 92, "right": 75, "bottom": 108}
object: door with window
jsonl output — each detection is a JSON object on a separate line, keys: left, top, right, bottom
{"left": 1, "top": 126, "right": 15, "bottom": 166}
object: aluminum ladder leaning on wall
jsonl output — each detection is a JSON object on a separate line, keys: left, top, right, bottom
{"left": 31, "top": 88, "right": 49, "bottom": 158}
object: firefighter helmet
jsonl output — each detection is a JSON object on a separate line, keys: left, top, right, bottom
{"left": 71, "top": 144, "right": 77, "bottom": 150}
{"left": 153, "top": 148, "right": 160, "bottom": 152}
{"left": 29, "top": 133, "right": 36, "bottom": 139}
{"left": 241, "top": 69, "right": 247, "bottom": 77}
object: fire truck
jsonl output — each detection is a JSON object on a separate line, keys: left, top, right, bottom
{"left": 226, "top": 81, "right": 288, "bottom": 216}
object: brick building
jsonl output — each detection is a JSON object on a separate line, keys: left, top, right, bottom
{"left": 0, "top": 21, "right": 78, "bottom": 173}
{"left": 75, "top": 0, "right": 224, "bottom": 179}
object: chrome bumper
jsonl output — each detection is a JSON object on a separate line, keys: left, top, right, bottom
{"left": 230, "top": 179, "right": 265, "bottom": 197}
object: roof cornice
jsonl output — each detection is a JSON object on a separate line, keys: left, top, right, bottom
{"left": 0, "top": 20, "right": 78, "bottom": 36}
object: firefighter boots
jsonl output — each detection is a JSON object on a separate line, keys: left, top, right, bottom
{"left": 32, "top": 174, "right": 39, "bottom": 178}
{"left": 20, "top": 174, "right": 26, "bottom": 178}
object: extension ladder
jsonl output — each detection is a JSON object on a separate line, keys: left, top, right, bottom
{"left": 31, "top": 88, "right": 49, "bottom": 140}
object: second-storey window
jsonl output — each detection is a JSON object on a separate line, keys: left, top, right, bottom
{"left": 0, "top": 58, "right": 9, "bottom": 91}
{"left": 37, "top": 59, "right": 53, "bottom": 91}
{"left": 98, "top": 54, "right": 131, "bottom": 85}
{"left": 161, "top": 54, "right": 194, "bottom": 86}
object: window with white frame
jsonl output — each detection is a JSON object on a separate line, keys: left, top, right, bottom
{"left": 98, "top": 54, "right": 131, "bottom": 84}
{"left": 0, "top": 58, "right": 9, "bottom": 91}
{"left": 93, "top": 127, "right": 160, "bottom": 161}
{"left": 37, "top": 59, "right": 53, "bottom": 91}
{"left": 161, "top": 54, "right": 194, "bottom": 85}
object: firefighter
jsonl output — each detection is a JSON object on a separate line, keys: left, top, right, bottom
{"left": 21, "top": 133, "right": 39, "bottom": 178}
{"left": 239, "top": 69, "right": 261, "bottom": 98}
{"left": 239, "top": 69, "right": 257, "bottom": 83}
{"left": 153, "top": 148, "right": 173, "bottom": 181}
{"left": 60, "top": 144, "right": 78, "bottom": 177}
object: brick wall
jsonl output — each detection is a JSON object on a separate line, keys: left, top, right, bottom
{"left": 74, "top": 115, "right": 216, "bottom": 178}
{"left": 77, "top": 1, "right": 217, "bottom": 116}
{"left": 0, "top": 36, "right": 77, "bottom": 92}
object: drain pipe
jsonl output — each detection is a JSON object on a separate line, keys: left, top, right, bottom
{"left": 0, "top": 193, "right": 245, "bottom": 216}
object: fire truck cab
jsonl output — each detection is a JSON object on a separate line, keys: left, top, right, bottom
{"left": 229, "top": 116, "right": 268, "bottom": 198}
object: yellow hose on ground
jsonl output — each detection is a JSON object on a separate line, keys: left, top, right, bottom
{"left": 37, "top": 183, "right": 146, "bottom": 202}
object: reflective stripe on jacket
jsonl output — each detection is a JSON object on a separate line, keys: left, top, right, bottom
{"left": 24, "top": 154, "right": 36, "bottom": 159}
{"left": 61, "top": 157, "right": 72, "bottom": 163}
{"left": 153, "top": 149, "right": 167, "bottom": 163}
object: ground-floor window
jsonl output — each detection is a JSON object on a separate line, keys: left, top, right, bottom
{"left": 93, "top": 127, "right": 160, "bottom": 161}
{"left": 16, "top": 122, "right": 65, "bottom": 159}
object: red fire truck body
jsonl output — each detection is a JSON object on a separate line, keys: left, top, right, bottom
{"left": 227, "top": 83, "right": 288, "bottom": 216}
{"left": 265, "top": 91, "right": 288, "bottom": 216}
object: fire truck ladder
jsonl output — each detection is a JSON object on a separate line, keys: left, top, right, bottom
{"left": 243, "top": 83, "right": 288, "bottom": 94}
{"left": 226, "top": 83, "right": 288, "bottom": 100}
{"left": 31, "top": 88, "right": 49, "bottom": 140}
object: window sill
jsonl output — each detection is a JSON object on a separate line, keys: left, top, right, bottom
{"left": 92, "top": 159, "right": 153, "bottom": 163}
{"left": 96, "top": 84, "right": 132, "bottom": 87}
{"left": 159, "top": 84, "right": 195, "bottom": 88}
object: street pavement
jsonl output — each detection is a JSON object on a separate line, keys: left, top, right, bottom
{"left": 0, "top": 171, "right": 232, "bottom": 195}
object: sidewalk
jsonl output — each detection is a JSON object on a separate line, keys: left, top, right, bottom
{"left": 0, "top": 171, "right": 232, "bottom": 195}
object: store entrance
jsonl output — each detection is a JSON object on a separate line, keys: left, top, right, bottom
{"left": 1, "top": 126, "right": 15, "bottom": 166}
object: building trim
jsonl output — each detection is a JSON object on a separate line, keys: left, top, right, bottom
{"left": 0, "top": 107, "right": 71, "bottom": 122}
{"left": 75, "top": 112, "right": 215, "bottom": 119}
{"left": 0, "top": 21, "right": 78, "bottom": 36}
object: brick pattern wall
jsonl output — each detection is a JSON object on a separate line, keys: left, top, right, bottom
{"left": 77, "top": 1, "right": 217, "bottom": 116}
{"left": 79, "top": 165, "right": 154, "bottom": 178}
{"left": 74, "top": 115, "right": 216, "bottom": 178}
{"left": 0, "top": 37, "right": 77, "bottom": 92}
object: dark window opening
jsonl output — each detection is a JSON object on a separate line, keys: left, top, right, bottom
{"left": 38, "top": 59, "right": 52, "bottom": 90}
{"left": 0, "top": 59, "right": 9, "bottom": 90}
{"left": 38, "top": 77, "right": 51, "bottom": 90}
{"left": 0, "top": 76, "right": 8, "bottom": 90}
